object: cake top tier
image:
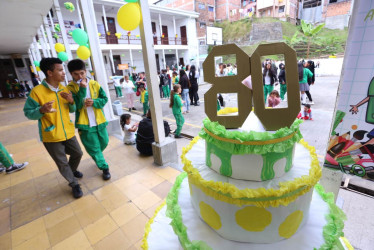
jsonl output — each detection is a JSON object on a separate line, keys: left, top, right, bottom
{"left": 199, "top": 110, "right": 302, "bottom": 155}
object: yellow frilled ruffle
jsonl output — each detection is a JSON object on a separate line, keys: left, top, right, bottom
{"left": 141, "top": 201, "right": 166, "bottom": 250}
{"left": 182, "top": 137, "right": 322, "bottom": 208}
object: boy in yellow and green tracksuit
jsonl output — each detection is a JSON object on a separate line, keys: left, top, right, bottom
{"left": 24, "top": 58, "right": 84, "bottom": 199}
{"left": 67, "top": 59, "right": 111, "bottom": 180}
{"left": 171, "top": 84, "right": 184, "bottom": 138}
{"left": 5, "top": 80, "right": 14, "bottom": 98}
{"left": 139, "top": 84, "right": 149, "bottom": 116}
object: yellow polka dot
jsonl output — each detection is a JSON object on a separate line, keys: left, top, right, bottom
{"left": 235, "top": 206, "right": 272, "bottom": 232}
{"left": 279, "top": 210, "right": 304, "bottom": 238}
{"left": 199, "top": 201, "right": 222, "bottom": 230}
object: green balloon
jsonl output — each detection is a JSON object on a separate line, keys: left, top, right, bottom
{"left": 84, "top": 44, "right": 90, "bottom": 49}
{"left": 34, "top": 61, "right": 40, "bottom": 67}
{"left": 58, "top": 52, "right": 69, "bottom": 62}
{"left": 125, "top": 0, "right": 138, "bottom": 2}
{"left": 72, "top": 28, "right": 88, "bottom": 45}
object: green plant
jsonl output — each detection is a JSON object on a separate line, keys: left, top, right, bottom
{"left": 300, "top": 20, "right": 325, "bottom": 58}
{"left": 283, "top": 32, "right": 304, "bottom": 46}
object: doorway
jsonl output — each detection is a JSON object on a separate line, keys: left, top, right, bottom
{"left": 0, "top": 59, "right": 17, "bottom": 98}
{"left": 155, "top": 54, "right": 160, "bottom": 72}
{"left": 112, "top": 55, "right": 122, "bottom": 75}
{"left": 103, "top": 17, "right": 118, "bottom": 44}
{"left": 162, "top": 25, "right": 169, "bottom": 45}
{"left": 179, "top": 58, "right": 184, "bottom": 67}
{"left": 165, "top": 54, "right": 176, "bottom": 69}
{"left": 180, "top": 26, "right": 187, "bottom": 45}
{"left": 152, "top": 22, "right": 157, "bottom": 44}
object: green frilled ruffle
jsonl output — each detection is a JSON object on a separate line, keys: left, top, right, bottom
{"left": 165, "top": 172, "right": 212, "bottom": 250}
{"left": 199, "top": 118, "right": 303, "bottom": 155}
{"left": 314, "top": 184, "right": 347, "bottom": 250}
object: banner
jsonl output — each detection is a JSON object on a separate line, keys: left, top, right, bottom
{"left": 324, "top": 1, "right": 374, "bottom": 181}
{"left": 118, "top": 64, "right": 128, "bottom": 70}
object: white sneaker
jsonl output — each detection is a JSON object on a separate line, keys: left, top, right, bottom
{"left": 308, "top": 101, "right": 315, "bottom": 105}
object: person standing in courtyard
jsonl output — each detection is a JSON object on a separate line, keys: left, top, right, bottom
{"left": 170, "top": 84, "right": 184, "bottom": 138}
{"left": 278, "top": 63, "right": 287, "bottom": 101}
{"left": 122, "top": 75, "right": 136, "bottom": 112}
{"left": 67, "top": 59, "right": 111, "bottom": 181}
{"left": 263, "top": 62, "right": 277, "bottom": 102}
{"left": 298, "top": 62, "right": 314, "bottom": 105}
{"left": 179, "top": 69, "right": 190, "bottom": 114}
{"left": 23, "top": 58, "right": 83, "bottom": 198}
{"left": 189, "top": 65, "right": 200, "bottom": 106}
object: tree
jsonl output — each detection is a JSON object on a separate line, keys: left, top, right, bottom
{"left": 300, "top": 20, "right": 325, "bottom": 58}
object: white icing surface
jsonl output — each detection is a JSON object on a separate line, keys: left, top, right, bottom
{"left": 210, "top": 153, "right": 222, "bottom": 174}
{"left": 147, "top": 178, "right": 329, "bottom": 250}
{"left": 231, "top": 153, "right": 263, "bottom": 180}
{"left": 191, "top": 140, "right": 312, "bottom": 189}
{"left": 239, "top": 111, "right": 267, "bottom": 133}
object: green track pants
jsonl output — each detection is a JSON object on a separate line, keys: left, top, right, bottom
{"left": 115, "top": 86, "right": 123, "bottom": 97}
{"left": 280, "top": 84, "right": 287, "bottom": 100}
{"left": 162, "top": 85, "right": 170, "bottom": 98}
{"left": 79, "top": 127, "right": 109, "bottom": 170}
{"left": 263, "top": 85, "right": 274, "bottom": 103}
{"left": 0, "top": 142, "right": 13, "bottom": 168}
{"left": 174, "top": 113, "right": 184, "bottom": 136}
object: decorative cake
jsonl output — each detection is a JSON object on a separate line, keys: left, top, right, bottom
{"left": 141, "top": 43, "right": 348, "bottom": 249}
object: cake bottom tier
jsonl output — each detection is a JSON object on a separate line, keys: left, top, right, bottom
{"left": 142, "top": 174, "right": 346, "bottom": 250}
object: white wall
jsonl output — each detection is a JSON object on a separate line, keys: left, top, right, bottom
{"left": 257, "top": 0, "right": 274, "bottom": 9}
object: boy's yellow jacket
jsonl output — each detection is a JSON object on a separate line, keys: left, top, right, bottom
{"left": 23, "top": 80, "right": 76, "bottom": 142}
{"left": 67, "top": 79, "right": 108, "bottom": 131}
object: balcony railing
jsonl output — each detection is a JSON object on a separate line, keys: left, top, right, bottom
{"left": 56, "top": 33, "right": 188, "bottom": 46}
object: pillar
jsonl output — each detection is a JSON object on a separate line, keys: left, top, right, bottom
{"left": 139, "top": 0, "right": 178, "bottom": 166}
{"left": 32, "top": 38, "right": 42, "bottom": 61}
{"left": 28, "top": 49, "right": 37, "bottom": 76}
{"left": 53, "top": 0, "right": 73, "bottom": 60}
{"left": 162, "top": 49, "right": 166, "bottom": 69}
{"left": 79, "top": 0, "right": 121, "bottom": 137}
{"left": 129, "top": 48, "right": 134, "bottom": 69}
{"left": 39, "top": 26, "right": 51, "bottom": 57}
{"left": 109, "top": 49, "right": 116, "bottom": 75}
{"left": 76, "top": 0, "right": 93, "bottom": 71}
{"left": 43, "top": 16, "right": 57, "bottom": 57}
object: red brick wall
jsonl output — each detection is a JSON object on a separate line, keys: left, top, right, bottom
{"left": 215, "top": 0, "right": 242, "bottom": 21}
{"left": 325, "top": 1, "right": 352, "bottom": 17}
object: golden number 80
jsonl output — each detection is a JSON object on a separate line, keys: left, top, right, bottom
{"left": 202, "top": 42, "right": 300, "bottom": 131}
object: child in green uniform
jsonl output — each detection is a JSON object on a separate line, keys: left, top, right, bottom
{"left": 67, "top": 59, "right": 111, "bottom": 181}
{"left": 139, "top": 84, "right": 149, "bottom": 116}
{"left": 5, "top": 80, "right": 14, "bottom": 99}
{"left": 170, "top": 84, "right": 184, "bottom": 138}
{"left": 172, "top": 71, "right": 179, "bottom": 85}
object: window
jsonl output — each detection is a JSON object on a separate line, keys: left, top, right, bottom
{"left": 208, "top": 6, "right": 214, "bottom": 12}
{"left": 303, "top": 0, "right": 322, "bottom": 8}
{"left": 279, "top": 6, "right": 285, "bottom": 13}
{"left": 14, "top": 59, "right": 25, "bottom": 68}
{"left": 199, "top": 22, "right": 206, "bottom": 28}
{"left": 198, "top": 3, "right": 205, "bottom": 10}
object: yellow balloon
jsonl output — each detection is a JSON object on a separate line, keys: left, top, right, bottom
{"left": 117, "top": 3, "right": 141, "bottom": 31}
{"left": 55, "top": 43, "right": 65, "bottom": 53}
{"left": 77, "top": 46, "right": 91, "bottom": 60}
{"left": 36, "top": 66, "right": 41, "bottom": 72}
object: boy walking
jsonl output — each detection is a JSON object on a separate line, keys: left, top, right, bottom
{"left": 139, "top": 84, "right": 149, "bottom": 117}
{"left": 24, "top": 58, "right": 83, "bottom": 198}
{"left": 67, "top": 59, "right": 111, "bottom": 180}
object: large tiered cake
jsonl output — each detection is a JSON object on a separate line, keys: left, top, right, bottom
{"left": 141, "top": 43, "right": 349, "bottom": 250}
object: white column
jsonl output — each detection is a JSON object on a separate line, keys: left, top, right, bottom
{"left": 79, "top": 0, "right": 115, "bottom": 122}
{"left": 102, "top": 5, "right": 109, "bottom": 33}
{"left": 139, "top": 0, "right": 165, "bottom": 144}
{"left": 173, "top": 16, "right": 177, "bottom": 45}
{"left": 28, "top": 49, "right": 37, "bottom": 75}
{"left": 109, "top": 49, "right": 116, "bottom": 75}
{"left": 32, "top": 38, "right": 42, "bottom": 61}
{"left": 175, "top": 49, "right": 179, "bottom": 66}
{"left": 76, "top": 0, "right": 92, "bottom": 71}
{"left": 158, "top": 13, "right": 162, "bottom": 38}
{"left": 40, "top": 25, "right": 51, "bottom": 57}
{"left": 162, "top": 49, "right": 166, "bottom": 69}
{"left": 53, "top": 0, "right": 73, "bottom": 60}
{"left": 43, "top": 17, "right": 56, "bottom": 57}
{"left": 129, "top": 48, "right": 134, "bottom": 69}
{"left": 38, "top": 29, "right": 49, "bottom": 58}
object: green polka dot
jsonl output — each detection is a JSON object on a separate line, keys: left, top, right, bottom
{"left": 235, "top": 206, "right": 272, "bottom": 232}
{"left": 279, "top": 210, "right": 304, "bottom": 238}
{"left": 199, "top": 201, "right": 222, "bottom": 230}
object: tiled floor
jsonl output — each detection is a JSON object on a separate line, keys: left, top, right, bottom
{"left": 0, "top": 98, "right": 182, "bottom": 249}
